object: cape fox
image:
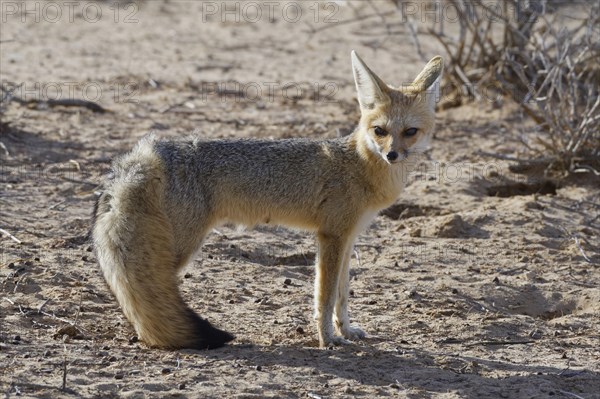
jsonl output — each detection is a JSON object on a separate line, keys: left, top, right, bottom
{"left": 92, "top": 52, "right": 443, "bottom": 349}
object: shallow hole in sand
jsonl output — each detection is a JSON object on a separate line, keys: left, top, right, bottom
{"left": 487, "top": 181, "right": 557, "bottom": 197}
{"left": 380, "top": 203, "right": 447, "bottom": 220}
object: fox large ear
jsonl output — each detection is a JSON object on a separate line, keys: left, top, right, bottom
{"left": 413, "top": 55, "right": 444, "bottom": 112}
{"left": 351, "top": 51, "right": 390, "bottom": 110}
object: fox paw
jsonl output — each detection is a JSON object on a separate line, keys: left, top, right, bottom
{"left": 320, "top": 335, "right": 352, "bottom": 348}
{"left": 340, "top": 325, "right": 367, "bottom": 341}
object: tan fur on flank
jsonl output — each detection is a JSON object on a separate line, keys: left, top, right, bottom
{"left": 92, "top": 52, "right": 443, "bottom": 349}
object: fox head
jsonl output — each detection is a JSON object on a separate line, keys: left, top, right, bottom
{"left": 351, "top": 51, "right": 443, "bottom": 165}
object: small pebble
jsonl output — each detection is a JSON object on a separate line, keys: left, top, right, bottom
{"left": 409, "top": 227, "right": 422, "bottom": 237}
{"left": 529, "top": 329, "right": 543, "bottom": 339}
{"left": 283, "top": 278, "right": 292, "bottom": 286}
{"left": 525, "top": 271, "right": 537, "bottom": 281}
{"left": 114, "top": 373, "right": 124, "bottom": 380}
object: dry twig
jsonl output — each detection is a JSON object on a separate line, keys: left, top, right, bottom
{"left": 0, "top": 228, "right": 21, "bottom": 244}
{"left": 0, "top": 83, "right": 109, "bottom": 113}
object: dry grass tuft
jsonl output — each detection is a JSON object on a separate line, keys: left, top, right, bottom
{"left": 408, "top": 0, "right": 600, "bottom": 178}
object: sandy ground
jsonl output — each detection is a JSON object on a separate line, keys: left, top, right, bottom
{"left": 1, "top": 1, "right": 599, "bottom": 398}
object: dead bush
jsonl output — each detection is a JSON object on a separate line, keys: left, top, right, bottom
{"left": 399, "top": 0, "right": 599, "bottom": 178}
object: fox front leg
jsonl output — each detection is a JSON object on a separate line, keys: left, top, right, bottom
{"left": 314, "top": 234, "right": 351, "bottom": 347}
{"left": 334, "top": 247, "right": 367, "bottom": 341}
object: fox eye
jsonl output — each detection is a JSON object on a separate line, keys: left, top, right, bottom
{"left": 403, "top": 128, "right": 418, "bottom": 137}
{"left": 374, "top": 126, "right": 388, "bottom": 137}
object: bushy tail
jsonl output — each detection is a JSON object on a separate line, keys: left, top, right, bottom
{"left": 92, "top": 148, "right": 233, "bottom": 349}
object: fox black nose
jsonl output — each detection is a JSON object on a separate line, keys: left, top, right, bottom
{"left": 387, "top": 151, "right": 399, "bottom": 161}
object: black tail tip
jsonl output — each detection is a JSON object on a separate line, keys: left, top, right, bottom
{"left": 203, "top": 327, "right": 235, "bottom": 350}
{"left": 189, "top": 312, "right": 235, "bottom": 350}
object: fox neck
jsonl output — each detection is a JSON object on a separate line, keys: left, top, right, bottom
{"left": 350, "top": 129, "right": 412, "bottom": 209}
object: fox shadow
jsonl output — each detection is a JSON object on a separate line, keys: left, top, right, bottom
{"left": 208, "top": 340, "right": 598, "bottom": 397}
